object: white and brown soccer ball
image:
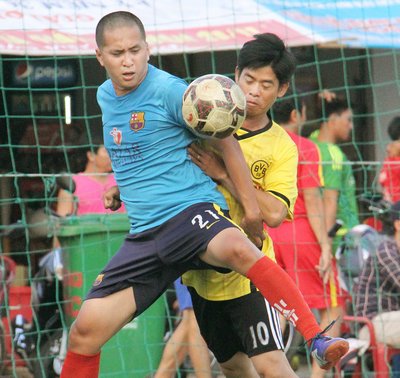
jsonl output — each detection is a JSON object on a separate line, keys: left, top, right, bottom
{"left": 182, "top": 74, "right": 246, "bottom": 139}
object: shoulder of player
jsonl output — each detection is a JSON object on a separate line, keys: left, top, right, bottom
{"left": 326, "top": 143, "right": 347, "bottom": 162}
{"left": 147, "top": 64, "right": 187, "bottom": 90}
{"left": 97, "top": 79, "right": 114, "bottom": 99}
{"left": 314, "top": 140, "right": 344, "bottom": 158}
{"left": 270, "top": 121, "right": 297, "bottom": 150}
{"left": 238, "top": 121, "right": 292, "bottom": 146}
{"left": 293, "top": 134, "right": 320, "bottom": 159}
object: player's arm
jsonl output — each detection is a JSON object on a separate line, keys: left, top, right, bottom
{"left": 56, "top": 189, "right": 74, "bottom": 216}
{"left": 323, "top": 188, "right": 339, "bottom": 235}
{"left": 319, "top": 145, "right": 342, "bottom": 234}
{"left": 303, "top": 187, "right": 332, "bottom": 283}
{"left": 190, "top": 137, "right": 264, "bottom": 246}
{"left": 104, "top": 185, "right": 122, "bottom": 211}
{"left": 189, "top": 139, "right": 291, "bottom": 230}
{"left": 189, "top": 143, "right": 287, "bottom": 227}
{"left": 256, "top": 140, "right": 298, "bottom": 228}
{"left": 212, "top": 136, "right": 264, "bottom": 247}
{"left": 254, "top": 190, "right": 288, "bottom": 228}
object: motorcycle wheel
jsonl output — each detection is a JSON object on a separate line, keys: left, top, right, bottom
{"left": 32, "top": 329, "right": 63, "bottom": 378}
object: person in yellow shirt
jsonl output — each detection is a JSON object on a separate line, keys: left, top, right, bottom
{"left": 183, "top": 33, "right": 348, "bottom": 377}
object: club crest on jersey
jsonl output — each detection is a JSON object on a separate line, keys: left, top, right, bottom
{"left": 251, "top": 160, "right": 269, "bottom": 179}
{"left": 93, "top": 274, "right": 104, "bottom": 286}
{"left": 130, "top": 112, "right": 145, "bottom": 132}
{"left": 110, "top": 127, "right": 122, "bottom": 145}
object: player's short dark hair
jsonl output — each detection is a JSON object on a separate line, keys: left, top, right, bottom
{"left": 96, "top": 11, "right": 146, "bottom": 48}
{"left": 318, "top": 98, "right": 351, "bottom": 120}
{"left": 78, "top": 132, "right": 104, "bottom": 154}
{"left": 273, "top": 96, "right": 302, "bottom": 125}
{"left": 72, "top": 133, "right": 104, "bottom": 172}
{"left": 237, "top": 33, "right": 296, "bottom": 85}
{"left": 387, "top": 116, "right": 400, "bottom": 140}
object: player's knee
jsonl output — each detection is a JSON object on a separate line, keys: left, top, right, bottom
{"left": 226, "top": 237, "right": 261, "bottom": 269}
{"left": 220, "top": 364, "right": 256, "bottom": 378}
{"left": 252, "top": 352, "right": 297, "bottom": 378}
{"left": 220, "top": 352, "right": 258, "bottom": 378}
{"left": 68, "top": 318, "right": 94, "bottom": 350}
{"left": 220, "top": 365, "right": 243, "bottom": 378}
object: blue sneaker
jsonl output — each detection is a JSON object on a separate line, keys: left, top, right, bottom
{"left": 310, "top": 335, "right": 350, "bottom": 370}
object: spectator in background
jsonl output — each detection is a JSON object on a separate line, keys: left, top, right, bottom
{"left": 379, "top": 116, "right": 400, "bottom": 203}
{"left": 155, "top": 279, "right": 211, "bottom": 378}
{"left": 56, "top": 134, "right": 124, "bottom": 216}
{"left": 354, "top": 200, "right": 400, "bottom": 349}
{"left": 270, "top": 96, "right": 347, "bottom": 378}
{"left": 309, "top": 97, "right": 359, "bottom": 252}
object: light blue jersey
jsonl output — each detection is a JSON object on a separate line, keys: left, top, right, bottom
{"left": 98, "top": 65, "right": 227, "bottom": 233}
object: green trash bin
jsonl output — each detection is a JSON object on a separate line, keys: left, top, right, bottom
{"left": 58, "top": 213, "right": 165, "bottom": 378}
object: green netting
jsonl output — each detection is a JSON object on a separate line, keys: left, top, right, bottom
{"left": 0, "top": 2, "right": 400, "bottom": 377}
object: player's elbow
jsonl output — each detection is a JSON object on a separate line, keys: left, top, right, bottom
{"left": 263, "top": 210, "right": 286, "bottom": 228}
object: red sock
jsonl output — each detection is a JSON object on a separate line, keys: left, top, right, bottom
{"left": 246, "top": 256, "right": 322, "bottom": 342}
{"left": 61, "top": 350, "right": 101, "bottom": 378}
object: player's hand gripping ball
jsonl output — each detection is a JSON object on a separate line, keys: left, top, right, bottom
{"left": 182, "top": 74, "right": 246, "bottom": 139}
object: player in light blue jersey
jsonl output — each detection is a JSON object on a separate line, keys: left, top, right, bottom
{"left": 61, "top": 11, "right": 348, "bottom": 378}
{"left": 99, "top": 63, "right": 227, "bottom": 233}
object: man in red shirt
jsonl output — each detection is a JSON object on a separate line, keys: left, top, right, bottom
{"left": 379, "top": 117, "right": 400, "bottom": 204}
{"left": 270, "top": 97, "right": 347, "bottom": 378}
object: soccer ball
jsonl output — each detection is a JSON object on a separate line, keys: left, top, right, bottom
{"left": 182, "top": 74, "right": 246, "bottom": 139}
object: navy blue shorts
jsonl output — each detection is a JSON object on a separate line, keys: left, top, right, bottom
{"left": 188, "top": 287, "right": 284, "bottom": 362}
{"left": 86, "top": 202, "right": 237, "bottom": 316}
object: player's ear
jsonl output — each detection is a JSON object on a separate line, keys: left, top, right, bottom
{"left": 96, "top": 48, "right": 105, "bottom": 67}
{"left": 290, "top": 109, "right": 298, "bottom": 124}
{"left": 145, "top": 42, "right": 150, "bottom": 62}
{"left": 277, "top": 82, "right": 289, "bottom": 98}
{"left": 234, "top": 66, "right": 240, "bottom": 83}
{"left": 87, "top": 150, "right": 95, "bottom": 163}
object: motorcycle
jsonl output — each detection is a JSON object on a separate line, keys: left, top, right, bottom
{"left": 11, "top": 246, "right": 67, "bottom": 377}
{"left": 0, "top": 254, "right": 16, "bottom": 374}
{"left": 9, "top": 175, "right": 75, "bottom": 377}
{"left": 334, "top": 196, "right": 395, "bottom": 375}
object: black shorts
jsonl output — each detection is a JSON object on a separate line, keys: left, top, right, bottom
{"left": 86, "top": 202, "right": 237, "bottom": 316}
{"left": 188, "top": 287, "right": 284, "bottom": 363}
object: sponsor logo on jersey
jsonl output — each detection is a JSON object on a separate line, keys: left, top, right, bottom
{"left": 93, "top": 274, "right": 104, "bottom": 286}
{"left": 110, "top": 127, "right": 122, "bottom": 145}
{"left": 130, "top": 112, "right": 145, "bottom": 132}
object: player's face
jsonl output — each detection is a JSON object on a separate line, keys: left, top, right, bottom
{"left": 330, "top": 109, "right": 353, "bottom": 142}
{"left": 96, "top": 24, "right": 150, "bottom": 96}
{"left": 88, "top": 145, "right": 112, "bottom": 173}
{"left": 235, "top": 66, "right": 288, "bottom": 118}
